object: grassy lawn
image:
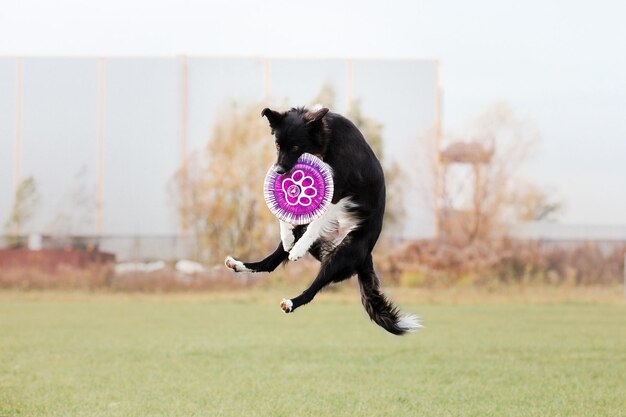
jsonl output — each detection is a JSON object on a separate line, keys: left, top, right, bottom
{"left": 1, "top": 290, "right": 625, "bottom": 417}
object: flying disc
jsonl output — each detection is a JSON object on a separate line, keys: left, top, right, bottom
{"left": 263, "top": 153, "right": 334, "bottom": 225}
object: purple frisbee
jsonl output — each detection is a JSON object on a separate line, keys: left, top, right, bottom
{"left": 264, "top": 153, "right": 334, "bottom": 225}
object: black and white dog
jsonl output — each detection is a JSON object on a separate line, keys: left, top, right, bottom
{"left": 225, "top": 106, "right": 420, "bottom": 335}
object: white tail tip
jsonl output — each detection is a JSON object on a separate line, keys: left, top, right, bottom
{"left": 397, "top": 314, "right": 423, "bottom": 333}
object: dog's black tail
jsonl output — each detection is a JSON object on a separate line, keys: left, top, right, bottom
{"left": 357, "top": 256, "right": 421, "bottom": 335}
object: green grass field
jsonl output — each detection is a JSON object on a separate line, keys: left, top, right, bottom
{"left": 1, "top": 291, "right": 625, "bottom": 417}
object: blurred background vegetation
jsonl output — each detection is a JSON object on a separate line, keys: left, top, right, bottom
{"left": 0, "top": 59, "right": 623, "bottom": 291}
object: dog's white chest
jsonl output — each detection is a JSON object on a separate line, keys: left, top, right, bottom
{"left": 318, "top": 198, "right": 360, "bottom": 250}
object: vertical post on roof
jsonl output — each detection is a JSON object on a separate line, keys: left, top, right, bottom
{"left": 14, "top": 57, "right": 24, "bottom": 236}
{"left": 96, "top": 57, "right": 106, "bottom": 236}
{"left": 433, "top": 60, "right": 442, "bottom": 239}
{"left": 178, "top": 54, "right": 189, "bottom": 234}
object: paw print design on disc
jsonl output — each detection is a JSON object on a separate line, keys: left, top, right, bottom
{"left": 281, "top": 169, "right": 318, "bottom": 207}
{"left": 264, "top": 153, "right": 334, "bottom": 225}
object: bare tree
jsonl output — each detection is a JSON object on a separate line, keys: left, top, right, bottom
{"left": 512, "top": 182, "right": 562, "bottom": 222}
{"left": 432, "top": 102, "right": 560, "bottom": 242}
{"left": 47, "top": 166, "right": 96, "bottom": 235}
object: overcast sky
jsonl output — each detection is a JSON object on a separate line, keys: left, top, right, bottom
{"left": 1, "top": 0, "right": 625, "bottom": 226}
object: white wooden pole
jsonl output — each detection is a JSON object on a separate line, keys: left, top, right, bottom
{"left": 433, "top": 60, "right": 442, "bottom": 239}
{"left": 96, "top": 58, "right": 106, "bottom": 236}
{"left": 178, "top": 55, "right": 189, "bottom": 235}
{"left": 14, "top": 57, "right": 24, "bottom": 236}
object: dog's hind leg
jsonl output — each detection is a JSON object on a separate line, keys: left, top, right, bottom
{"left": 225, "top": 242, "right": 288, "bottom": 273}
{"left": 280, "top": 239, "right": 367, "bottom": 313}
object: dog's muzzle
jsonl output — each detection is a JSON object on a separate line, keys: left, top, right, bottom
{"left": 273, "top": 164, "right": 288, "bottom": 175}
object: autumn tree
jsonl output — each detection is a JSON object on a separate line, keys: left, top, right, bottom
{"left": 173, "top": 88, "right": 405, "bottom": 262}
{"left": 346, "top": 101, "right": 405, "bottom": 231}
{"left": 4, "top": 176, "right": 40, "bottom": 236}
{"left": 311, "top": 84, "right": 405, "bottom": 232}
{"left": 171, "top": 103, "right": 276, "bottom": 263}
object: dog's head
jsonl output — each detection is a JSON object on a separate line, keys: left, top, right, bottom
{"left": 261, "top": 106, "right": 329, "bottom": 174}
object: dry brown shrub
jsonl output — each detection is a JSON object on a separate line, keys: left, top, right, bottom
{"left": 0, "top": 264, "right": 114, "bottom": 290}
{"left": 397, "top": 238, "right": 625, "bottom": 287}
{"left": 0, "top": 257, "right": 325, "bottom": 293}
{"left": 2, "top": 240, "right": 622, "bottom": 292}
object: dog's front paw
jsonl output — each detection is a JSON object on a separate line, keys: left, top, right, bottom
{"left": 280, "top": 298, "right": 293, "bottom": 313}
{"left": 224, "top": 256, "right": 252, "bottom": 273}
{"left": 288, "top": 241, "right": 309, "bottom": 261}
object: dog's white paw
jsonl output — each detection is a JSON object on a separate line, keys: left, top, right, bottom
{"left": 288, "top": 241, "right": 309, "bottom": 261}
{"left": 288, "top": 249, "right": 303, "bottom": 262}
{"left": 280, "top": 298, "right": 293, "bottom": 313}
{"left": 224, "top": 256, "right": 252, "bottom": 273}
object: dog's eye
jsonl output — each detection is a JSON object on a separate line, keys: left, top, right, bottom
{"left": 291, "top": 146, "right": 299, "bottom": 152}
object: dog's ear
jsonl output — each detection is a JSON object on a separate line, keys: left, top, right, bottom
{"left": 305, "top": 107, "right": 329, "bottom": 126}
{"left": 261, "top": 108, "right": 284, "bottom": 128}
